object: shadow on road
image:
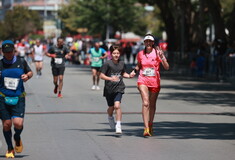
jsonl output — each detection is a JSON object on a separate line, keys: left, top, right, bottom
{"left": 0, "top": 155, "right": 29, "bottom": 159}
{"left": 123, "top": 122, "right": 235, "bottom": 140}
{"left": 69, "top": 121, "right": 235, "bottom": 140}
{"left": 160, "top": 92, "right": 235, "bottom": 107}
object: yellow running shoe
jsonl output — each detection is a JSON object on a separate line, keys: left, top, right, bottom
{"left": 143, "top": 128, "right": 152, "bottom": 137}
{"left": 15, "top": 139, "right": 23, "bottom": 153}
{"left": 149, "top": 122, "right": 153, "bottom": 135}
{"left": 5, "top": 150, "right": 15, "bottom": 158}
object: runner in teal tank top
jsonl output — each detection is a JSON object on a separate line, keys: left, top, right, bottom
{"left": 88, "top": 42, "right": 107, "bottom": 90}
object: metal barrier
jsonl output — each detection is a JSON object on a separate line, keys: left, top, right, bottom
{"left": 163, "top": 51, "right": 235, "bottom": 81}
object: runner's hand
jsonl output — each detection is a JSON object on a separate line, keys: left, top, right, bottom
{"left": 65, "top": 54, "right": 70, "bottom": 59}
{"left": 111, "top": 76, "right": 119, "bottom": 82}
{"left": 156, "top": 46, "right": 165, "bottom": 59}
{"left": 130, "top": 71, "right": 136, "bottom": 78}
{"left": 21, "top": 74, "right": 29, "bottom": 82}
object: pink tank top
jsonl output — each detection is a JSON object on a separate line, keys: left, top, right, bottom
{"left": 137, "top": 49, "right": 162, "bottom": 87}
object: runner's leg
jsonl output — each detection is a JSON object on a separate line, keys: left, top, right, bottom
{"left": 13, "top": 118, "right": 24, "bottom": 141}
{"left": 96, "top": 71, "right": 100, "bottom": 86}
{"left": 149, "top": 92, "right": 159, "bottom": 123}
{"left": 92, "top": 68, "right": 97, "bottom": 85}
{"left": 58, "top": 75, "right": 64, "bottom": 93}
{"left": 138, "top": 85, "right": 150, "bottom": 128}
{"left": 2, "top": 120, "right": 13, "bottom": 150}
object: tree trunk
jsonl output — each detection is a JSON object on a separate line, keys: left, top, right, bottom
{"left": 227, "top": 4, "right": 235, "bottom": 43}
{"left": 204, "top": 0, "right": 226, "bottom": 41}
{"left": 155, "top": 0, "right": 176, "bottom": 51}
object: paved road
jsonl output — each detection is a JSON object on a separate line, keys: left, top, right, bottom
{"left": 0, "top": 57, "right": 235, "bottom": 160}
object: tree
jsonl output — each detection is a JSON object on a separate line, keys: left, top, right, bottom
{"left": 221, "top": 0, "right": 235, "bottom": 43}
{"left": 138, "top": 0, "right": 235, "bottom": 51}
{"left": 59, "top": 0, "right": 146, "bottom": 39}
{"left": 138, "top": 0, "right": 177, "bottom": 51}
{"left": 0, "top": 6, "right": 42, "bottom": 40}
{"left": 204, "top": 0, "right": 226, "bottom": 41}
{"left": 227, "top": 4, "right": 235, "bottom": 43}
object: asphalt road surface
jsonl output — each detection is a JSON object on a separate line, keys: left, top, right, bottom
{"left": 0, "top": 57, "right": 235, "bottom": 160}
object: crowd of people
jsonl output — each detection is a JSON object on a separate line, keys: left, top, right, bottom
{"left": 0, "top": 34, "right": 170, "bottom": 159}
{"left": 1, "top": 31, "right": 235, "bottom": 158}
{"left": 2, "top": 31, "right": 235, "bottom": 159}
{"left": 189, "top": 39, "right": 235, "bottom": 80}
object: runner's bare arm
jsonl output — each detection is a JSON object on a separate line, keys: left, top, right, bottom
{"left": 100, "top": 52, "right": 108, "bottom": 59}
{"left": 156, "top": 46, "right": 169, "bottom": 70}
{"left": 65, "top": 51, "right": 73, "bottom": 59}
{"left": 46, "top": 52, "right": 56, "bottom": 58}
{"left": 130, "top": 62, "right": 141, "bottom": 77}
{"left": 123, "top": 72, "right": 131, "bottom": 78}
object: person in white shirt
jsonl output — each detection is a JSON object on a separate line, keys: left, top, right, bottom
{"left": 32, "top": 39, "right": 45, "bottom": 78}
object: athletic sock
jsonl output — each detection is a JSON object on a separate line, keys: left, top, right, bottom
{"left": 116, "top": 121, "right": 121, "bottom": 127}
{"left": 3, "top": 130, "right": 13, "bottom": 150}
{"left": 14, "top": 127, "right": 23, "bottom": 142}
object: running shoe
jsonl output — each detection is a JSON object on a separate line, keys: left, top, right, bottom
{"left": 58, "top": 93, "right": 63, "bottom": 98}
{"left": 15, "top": 139, "right": 23, "bottom": 153}
{"left": 91, "top": 85, "right": 96, "bottom": 90}
{"left": 96, "top": 86, "right": 100, "bottom": 90}
{"left": 149, "top": 122, "right": 153, "bottom": 135}
{"left": 54, "top": 85, "right": 58, "bottom": 94}
{"left": 143, "top": 128, "right": 152, "bottom": 137}
{"left": 115, "top": 125, "right": 122, "bottom": 134}
{"left": 5, "top": 150, "right": 15, "bottom": 158}
{"left": 108, "top": 116, "right": 115, "bottom": 129}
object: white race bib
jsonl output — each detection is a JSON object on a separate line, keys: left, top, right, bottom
{"left": 143, "top": 68, "right": 155, "bottom": 76}
{"left": 92, "top": 57, "right": 100, "bottom": 62}
{"left": 4, "top": 77, "right": 20, "bottom": 90}
{"left": 54, "top": 58, "right": 63, "bottom": 64}
{"left": 111, "top": 74, "right": 121, "bottom": 82}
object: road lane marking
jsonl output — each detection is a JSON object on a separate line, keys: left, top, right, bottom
{"left": 25, "top": 111, "right": 235, "bottom": 116}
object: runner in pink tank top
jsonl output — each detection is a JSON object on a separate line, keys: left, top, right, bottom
{"left": 130, "top": 34, "right": 169, "bottom": 137}
{"left": 137, "top": 49, "right": 162, "bottom": 89}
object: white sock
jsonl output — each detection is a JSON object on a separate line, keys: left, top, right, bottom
{"left": 116, "top": 121, "right": 121, "bottom": 126}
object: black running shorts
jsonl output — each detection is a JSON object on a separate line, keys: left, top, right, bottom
{"left": 0, "top": 97, "right": 25, "bottom": 120}
{"left": 52, "top": 67, "right": 65, "bottom": 76}
{"left": 105, "top": 92, "right": 123, "bottom": 107}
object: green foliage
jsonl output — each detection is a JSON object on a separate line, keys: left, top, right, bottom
{"left": 59, "top": 0, "right": 146, "bottom": 38}
{"left": 0, "top": 6, "right": 42, "bottom": 40}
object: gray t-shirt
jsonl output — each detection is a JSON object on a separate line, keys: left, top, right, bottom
{"left": 100, "top": 60, "right": 126, "bottom": 96}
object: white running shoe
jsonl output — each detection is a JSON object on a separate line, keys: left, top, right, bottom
{"left": 96, "top": 86, "right": 100, "bottom": 90}
{"left": 115, "top": 125, "right": 122, "bottom": 134}
{"left": 108, "top": 117, "right": 115, "bottom": 129}
{"left": 91, "top": 85, "right": 96, "bottom": 90}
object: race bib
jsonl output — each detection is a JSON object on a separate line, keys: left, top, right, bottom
{"left": 92, "top": 57, "right": 100, "bottom": 62}
{"left": 143, "top": 68, "right": 155, "bottom": 76}
{"left": 54, "top": 58, "right": 63, "bottom": 64}
{"left": 111, "top": 74, "right": 121, "bottom": 82}
{"left": 19, "top": 50, "right": 25, "bottom": 57}
{"left": 4, "top": 77, "right": 20, "bottom": 90}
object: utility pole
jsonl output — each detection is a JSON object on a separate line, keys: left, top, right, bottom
{"left": 44, "top": 0, "right": 47, "bottom": 19}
